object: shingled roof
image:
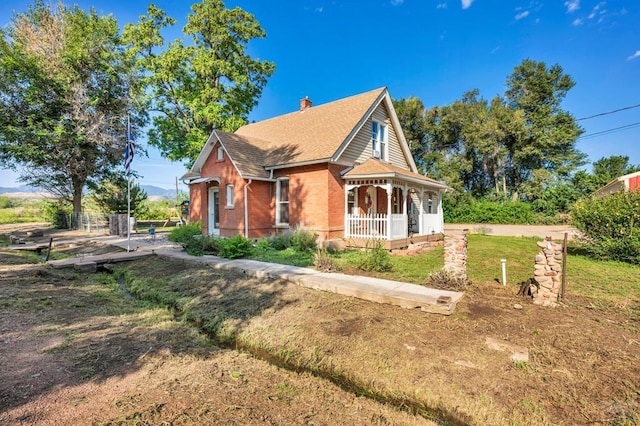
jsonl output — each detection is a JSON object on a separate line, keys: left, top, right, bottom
{"left": 344, "top": 158, "right": 448, "bottom": 189}
{"left": 186, "top": 88, "right": 389, "bottom": 180}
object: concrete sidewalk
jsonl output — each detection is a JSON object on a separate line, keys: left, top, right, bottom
{"left": 94, "top": 233, "right": 464, "bottom": 315}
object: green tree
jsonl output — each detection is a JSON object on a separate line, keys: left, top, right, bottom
{"left": 124, "top": 0, "right": 275, "bottom": 166}
{"left": 88, "top": 173, "right": 148, "bottom": 216}
{"left": 504, "top": 59, "right": 585, "bottom": 199}
{"left": 592, "top": 155, "right": 640, "bottom": 186}
{"left": 0, "top": 1, "right": 141, "bottom": 217}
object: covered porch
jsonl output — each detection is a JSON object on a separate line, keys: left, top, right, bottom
{"left": 342, "top": 159, "right": 448, "bottom": 249}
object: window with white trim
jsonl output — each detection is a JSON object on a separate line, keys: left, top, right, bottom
{"left": 217, "top": 147, "right": 224, "bottom": 161}
{"left": 371, "top": 121, "right": 387, "bottom": 161}
{"left": 226, "top": 184, "right": 234, "bottom": 208}
{"left": 276, "top": 178, "right": 289, "bottom": 225}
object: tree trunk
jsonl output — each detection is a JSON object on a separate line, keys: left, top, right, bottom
{"left": 72, "top": 178, "right": 83, "bottom": 228}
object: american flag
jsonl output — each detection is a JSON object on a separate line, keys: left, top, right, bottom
{"left": 125, "top": 116, "right": 135, "bottom": 176}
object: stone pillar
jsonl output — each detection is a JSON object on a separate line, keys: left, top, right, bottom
{"left": 443, "top": 230, "right": 467, "bottom": 279}
{"left": 532, "top": 239, "right": 563, "bottom": 307}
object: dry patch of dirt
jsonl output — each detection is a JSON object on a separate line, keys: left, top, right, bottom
{"left": 1, "top": 225, "right": 639, "bottom": 425}
{"left": 0, "top": 245, "right": 433, "bottom": 426}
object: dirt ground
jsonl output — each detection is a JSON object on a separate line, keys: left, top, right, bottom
{"left": 1, "top": 224, "right": 639, "bottom": 425}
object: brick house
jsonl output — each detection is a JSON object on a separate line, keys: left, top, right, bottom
{"left": 182, "top": 87, "right": 449, "bottom": 249}
{"left": 594, "top": 170, "right": 640, "bottom": 198}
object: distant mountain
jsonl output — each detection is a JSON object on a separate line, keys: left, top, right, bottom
{"left": 1, "top": 184, "right": 180, "bottom": 200}
{"left": 0, "top": 185, "right": 39, "bottom": 194}
{"left": 140, "top": 185, "right": 178, "bottom": 199}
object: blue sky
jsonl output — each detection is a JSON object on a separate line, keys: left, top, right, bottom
{"left": 1, "top": 0, "right": 639, "bottom": 189}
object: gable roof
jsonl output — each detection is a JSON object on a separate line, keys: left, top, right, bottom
{"left": 594, "top": 170, "right": 640, "bottom": 196}
{"left": 185, "top": 87, "right": 418, "bottom": 180}
{"left": 344, "top": 158, "right": 449, "bottom": 190}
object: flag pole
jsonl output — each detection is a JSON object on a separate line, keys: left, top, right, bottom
{"left": 127, "top": 114, "right": 131, "bottom": 252}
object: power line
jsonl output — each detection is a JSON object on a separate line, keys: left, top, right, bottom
{"left": 577, "top": 103, "right": 640, "bottom": 121}
{"left": 578, "top": 121, "right": 640, "bottom": 140}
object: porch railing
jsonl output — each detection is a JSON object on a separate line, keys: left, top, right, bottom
{"left": 345, "top": 213, "right": 407, "bottom": 240}
{"left": 420, "top": 213, "right": 442, "bottom": 234}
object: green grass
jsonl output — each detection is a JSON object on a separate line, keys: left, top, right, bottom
{"left": 565, "top": 253, "right": 640, "bottom": 303}
{"left": 466, "top": 235, "right": 541, "bottom": 285}
{"left": 250, "top": 246, "right": 315, "bottom": 267}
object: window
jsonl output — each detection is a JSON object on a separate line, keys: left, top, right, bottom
{"left": 371, "top": 121, "right": 387, "bottom": 160}
{"left": 347, "top": 189, "right": 356, "bottom": 214}
{"left": 427, "top": 192, "right": 435, "bottom": 214}
{"left": 226, "top": 184, "right": 234, "bottom": 208}
{"left": 276, "top": 179, "right": 289, "bottom": 225}
{"left": 217, "top": 147, "right": 224, "bottom": 161}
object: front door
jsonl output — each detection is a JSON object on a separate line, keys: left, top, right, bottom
{"left": 366, "top": 186, "right": 377, "bottom": 215}
{"left": 208, "top": 187, "right": 220, "bottom": 236}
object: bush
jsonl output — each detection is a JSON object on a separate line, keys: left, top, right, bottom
{"left": 314, "top": 249, "right": 341, "bottom": 272}
{"left": 43, "top": 201, "right": 72, "bottom": 229}
{"left": 291, "top": 227, "right": 318, "bottom": 252}
{"left": 571, "top": 192, "right": 640, "bottom": 264}
{"left": 0, "top": 196, "right": 15, "bottom": 209}
{"left": 356, "top": 241, "right": 392, "bottom": 272}
{"left": 445, "top": 199, "right": 534, "bottom": 224}
{"left": 427, "top": 270, "right": 470, "bottom": 291}
{"left": 267, "top": 232, "right": 293, "bottom": 250}
{"left": 217, "top": 234, "right": 254, "bottom": 259}
{"left": 168, "top": 222, "right": 202, "bottom": 244}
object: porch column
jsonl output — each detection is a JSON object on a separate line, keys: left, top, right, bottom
{"left": 402, "top": 184, "right": 408, "bottom": 215}
{"left": 344, "top": 183, "right": 352, "bottom": 238}
{"left": 419, "top": 188, "right": 424, "bottom": 235}
{"left": 386, "top": 183, "right": 393, "bottom": 240}
{"left": 438, "top": 191, "right": 444, "bottom": 233}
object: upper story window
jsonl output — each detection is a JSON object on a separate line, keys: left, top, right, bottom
{"left": 371, "top": 121, "right": 387, "bottom": 161}
{"left": 217, "top": 146, "right": 224, "bottom": 161}
{"left": 276, "top": 178, "right": 289, "bottom": 226}
{"left": 226, "top": 184, "right": 234, "bottom": 208}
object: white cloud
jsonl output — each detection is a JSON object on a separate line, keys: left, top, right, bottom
{"left": 314, "top": 7, "right": 323, "bottom": 13}
{"left": 390, "top": 0, "right": 404, "bottom": 5}
{"left": 437, "top": 2, "right": 447, "bottom": 9}
{"left": 564, "top": 0, "right": 580, "bottom": 13}
{"left": 627, "top": 51, "right": 640, "bottom": 61}
{"left": 588, "top": 2, "right": 606, "bottom": 19}
{"left": 515, "top": 10, "right": 530, "bottom": 20}
{"left": 461, "top": 0, "right": 474, "bottom": 10}
{"left": 572, "top": 17, "right": 583, "bottom": 26}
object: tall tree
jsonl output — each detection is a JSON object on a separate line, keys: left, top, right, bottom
{"left": 124, "top": 0, "right": 275, "bottom": 166}
{"left": 504, "top": 59, "right": 585, "bottom": 199}
{"left": 0, "top": 1, "right": 140, "bottom": 217}
{"left": 89, "top": 173, "right": 148, "bottom": 216}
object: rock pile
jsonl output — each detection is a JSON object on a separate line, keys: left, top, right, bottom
{"left": 532, "top": 240, "right": 563, "bottom": 306}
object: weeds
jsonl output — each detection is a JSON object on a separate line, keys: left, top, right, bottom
{"left": 356, "top": 241, "right": 392, "bottom": 272}
{"left": 314, "top": 249, "right": 341, "bottom": 272}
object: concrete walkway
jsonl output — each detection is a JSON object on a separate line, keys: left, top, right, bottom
{"left": 86, "top": 233, "right": 463, "bottom": 316}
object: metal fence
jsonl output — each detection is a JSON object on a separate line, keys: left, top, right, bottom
{"left": 65, "top": 212, "right": 109, "bottom": 233}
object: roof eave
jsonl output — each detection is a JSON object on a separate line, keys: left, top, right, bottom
{"left": 264, "top": 158, "right": 332, "bottom": 170}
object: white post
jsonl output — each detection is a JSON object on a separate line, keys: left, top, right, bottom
{"left": 501, "top": 258, "right": 507, "bottom": 286}
{"left": 386, "top": 184, "right": 392, "bottom": 240}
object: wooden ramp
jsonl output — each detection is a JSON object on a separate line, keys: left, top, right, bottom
{"left": 47, "top": 251, "right": 154, "bottom": 269}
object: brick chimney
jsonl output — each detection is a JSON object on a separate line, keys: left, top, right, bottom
{"left": 300, "top": 96, "right": 312, "bottom": 111}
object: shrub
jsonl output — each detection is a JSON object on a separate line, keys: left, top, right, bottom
{"left": 43, "top": 201, "right": 72, "bottom": 229}
{"left": 314, "top": 249, "right": 341, "bottom": 272}
{"left": 356, "top": 241, "right": 392, "bottom": 272}
{"left": 572, "top": 192, "right": 640, "bottom": 264}
{"left": 0, "top": 196, "right": 15, "bottom": 209}
{"left": 168, "top": 222, "right": 202, "bottom": 244}
{"left": 267, "top": 232, "right": 292, "bottom": 250}
{"left": 427, "top": 270, "right": 470, "bottom": 291}
{"left": 445, "top": 199, "right": 534, "bottom": 224}
{"left": 291, "top": 227, "right": 318, "bottom": 252}
{"left": 217, "top": 234, "right": 253, "bottom": 259}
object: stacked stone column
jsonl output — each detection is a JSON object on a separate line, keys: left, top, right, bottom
{"left": 443, "top": 231, "right": 467, "bottom": 279}
{"left": 532, "top": 240, "right": 563, "bottom": 306}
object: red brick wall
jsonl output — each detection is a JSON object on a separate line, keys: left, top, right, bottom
{"left": 629, "top": 175, "right": 640, "bottom": 192}
{"left": 273, "top": 163, "right": 350, "bottom": 240}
